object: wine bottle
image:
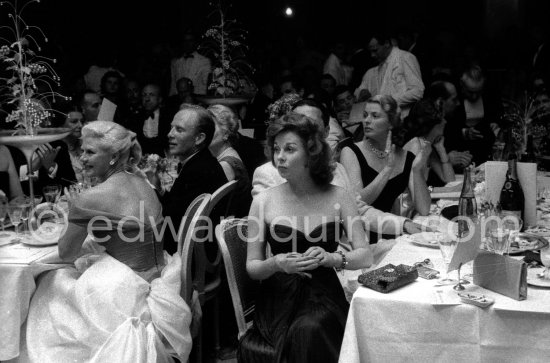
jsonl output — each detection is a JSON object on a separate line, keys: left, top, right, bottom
{"left": 458, "top": 165, "right": 478, "bottom": 238}
{"left": 499, "top": 157, "right": 525, "bottom": 224}
{"left": 520, "top": 135, "right": 536, "bottom": 163}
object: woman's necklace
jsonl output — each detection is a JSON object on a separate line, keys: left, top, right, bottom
{"left": 364, "top": 139, "right": 388, "bottom": 159}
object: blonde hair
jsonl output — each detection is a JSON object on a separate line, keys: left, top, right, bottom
{"left": 207, "top": 104, "right": 240, "bottom": 146}
{"left": 81, "top": 121, "right": 141, "bottom": 168}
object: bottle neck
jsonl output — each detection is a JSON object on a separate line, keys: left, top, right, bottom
{"left": 507, "top": 158, "right": 519, "bottom": 180}
{"left": 460, "top": 166, "right": 475, "bottom": 197}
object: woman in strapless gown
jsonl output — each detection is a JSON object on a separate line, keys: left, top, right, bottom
{"left": 23, "top": 121, "right": 192, "bottom": 363}
{"left": 241, "top": 113, "right": 373, "bottom": 363}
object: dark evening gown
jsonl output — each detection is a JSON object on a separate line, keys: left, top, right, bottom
{"left": 344, "top": 143, "right": 414, "bottom": 243}
{"left": 238, "top": 222, "right": 349, "bottom": 363}
{"left": 0, "top": 171, "right": 9, "bottom": 196}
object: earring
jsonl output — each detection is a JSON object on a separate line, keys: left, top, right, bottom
{"left": 109, "top": 160, "right": 115, "bottom": 166}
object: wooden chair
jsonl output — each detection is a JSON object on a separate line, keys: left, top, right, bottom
{"left": 178, "top": 193, "right": 211, "bottom": 307}
{"left": 214, "top": 218, "right": 257, "bottom": 338}
{"left": 192, "top": 180, "right": 239, "bottom": 359}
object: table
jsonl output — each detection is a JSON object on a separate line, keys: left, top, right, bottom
{"left": 0, "top": 242, "right": 67, "bottom": 361}
{"left": 338, "top": 240, "right": 550, "bottom": 363}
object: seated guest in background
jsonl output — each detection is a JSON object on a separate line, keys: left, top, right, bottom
{"left": 122, "top": 78, "right": 143, "bottom": 128}
{"left": 132, "top": 83, "right": 173, "bottom": 155}
{"left": 424, "top": 79, "right": 473, "bottom": 170}
{"left": 243, "top": 74, "right": 274, "bottom": 140}
{"left": 208, "top": 104, "right": 252, "bottom": 217}
{"left": 25, "top": 121, "right": 192, "bottom": 362}
{"left": 334, "top": 85, "right": 364, "bottom": 141}
{"left": 158, "top": 104, "right": 227, "bottom": 254}
{"left": 403, "top": 99, "right": 455, "bottom": 187}
{"left": 340, "top": 95, "right": 431, "bottom": 242}
{"left": 35, "top": 104, "right": 83, "bottom": 189}
{"left": 0, "top": 145, "right": 24, "bottom": 200}
{"left": 279, "top": 74, "right": 305, "bottom": 98}
{"left": 243, "top": 113, "right": 373, "bottom": 363}
{"left": 444, "top": 65, "right": 499, "bottom": 166}
{"left": 166, "top": 77, "right": 195, "bottom": 114}
{"left": 99, "top": 70, "right": 127, "bottom": 125}
{"left": 79, "top": 90, "right": 102, "bottom": 124}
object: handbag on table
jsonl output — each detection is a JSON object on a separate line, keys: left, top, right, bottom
{"left": 473, "top": 251, "right": 527, "bottom": 301}
{"left": 358, "top": 264, "right": 418, "bottom": 293}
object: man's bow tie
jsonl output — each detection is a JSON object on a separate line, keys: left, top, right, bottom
{"left": 145, "top": 111, "right": 156, "bottom": 119}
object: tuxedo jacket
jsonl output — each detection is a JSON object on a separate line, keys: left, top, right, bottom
{"left": 131, "top": 108, "right": 174, "bottom": 156}
{"left": 161, "top": 148, "right": 227, "bottom": 254}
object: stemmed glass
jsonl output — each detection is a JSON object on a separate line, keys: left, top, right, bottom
{"left": 0, "top": 196, "right": 7, "bottom": 232}
{"left": 19, "top": 201, "right": 31, "bottom": 234}
{"left": 437, "top": 233, "right": 458, "bottom": 285}
{"left": 540, "top": 246, "right": 550, "bottom": 279}
{"left": 43, "top": 184, "right": 61, "bottom": 209}
{"left": 503, "top": 216, "right": 523, "bottom": 253}
{"left": 7, "top": 204, "right": 23, "bottom": 237}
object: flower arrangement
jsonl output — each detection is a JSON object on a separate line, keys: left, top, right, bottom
{"left": 501, "top": 92, "right": 550, "bottom": 157}
{"left": 0, "top": 0, "right": 68, "bottom": 135}
{"left": 138, "top": 154, "right": 169, "bottom": 173}
{"left": 266, "top": 93, "right": 302, "bottom": 124}
{"left": 199, "top": 0, "right": 256, "bottom": 97}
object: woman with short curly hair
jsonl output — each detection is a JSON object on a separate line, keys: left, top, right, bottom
{"left": 243, "top": 112, "right": 372, "bottom": 362}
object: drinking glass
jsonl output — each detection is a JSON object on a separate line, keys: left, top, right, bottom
{"left": 0, "top": 196, "right": 7, "bottom": 231}
{"left": 19, "top": 201, "right": 31, "bottom": 234}
{"left": 540, "top": 246, "right": 550, "bottom": 279}
{"left": 486, "top": 227, "right": 511, "bottom": 255}
{"left": 43, "top": 184, "right": 61, "bottom": 208}
{"left": 437, "top": 233, "right": 458, "bottom": 285}
{"left": 8, "top": 204, "right": 23, "bottom": 237}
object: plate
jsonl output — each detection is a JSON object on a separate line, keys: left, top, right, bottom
{"left": 21, "top": 222, "right": 64, "bottom": 247}
{"left": 527, "top": 267, "right": 550, "bottom": 288}
{"left": 525, "top": 226, "right": 550, "bottom": 237}
{"left": 0, "top": 231, "right": 19, "bottom": 247}
{"left": 404, "top": 232, "right": 440, "bottom": 248}
{"left": 508, "top": 233, "right": 549, "bottom": 254}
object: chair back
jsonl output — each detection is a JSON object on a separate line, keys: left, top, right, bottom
{"left": 193, "top": 180, "right": 239, "bottom": 304}
{"left": 179, "top": 193, "right": 211, "bottom": 306}
{"left": 215, "top": 218, "right": 258, "bottom": 338}
{"left": 333, "top": 137, "right": 353, "bottom": 162}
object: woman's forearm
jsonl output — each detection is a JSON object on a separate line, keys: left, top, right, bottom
{"left": 340, "top": 248, "right": 372, "bottom": 270}
{"left": 359, "top": 167, "right": 392, "bottom": 205}
{"left": 246, "top": 257, "right": 279, "bottom": 280}
{"left": 411, "top": 170, "right": 431, "bottom": 216}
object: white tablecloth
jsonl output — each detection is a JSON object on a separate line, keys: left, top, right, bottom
{"left": 0, "top": 246, "right": 66, "bottom": 361}
{"left": 339, "top": 239, "right": 550, "bottom": 363}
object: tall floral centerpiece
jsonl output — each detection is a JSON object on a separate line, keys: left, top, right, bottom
{"left": 501, "top": 92, "right": 550, "bottom": 159}
{"left": 197, "top": 0, "right": 256, "bottom": 105}
{"left": 0, "top": 0, "right": 70, "bottom": 206}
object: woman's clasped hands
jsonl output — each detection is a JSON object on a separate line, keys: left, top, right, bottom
{"left": 275, "top": 246, "right": 334, "bottom": 278}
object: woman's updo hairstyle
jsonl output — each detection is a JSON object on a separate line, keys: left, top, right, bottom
{"left": 81, "top": 121, "right": 142, "bottom": 169}
{"left": 266, "top": 112, "right": 334, "bottom": 187}
{"left": 367, "top": 94, "right": 405, "bottom": 146}
{"left": 207, "top": 104, "right": 240, "bottom": 146}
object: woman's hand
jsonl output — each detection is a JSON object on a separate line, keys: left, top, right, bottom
{"left": 384, "top": 131, "right": 397, "bottom": 171}
{"left": 274, "top": 253, "right": 319, "bottom": 276}
{"left": 412, "top": 139, "right": 432, "bottom": 171}
{"left": 34, "top": 143, "right": 60, "bottom": 171}
{"left": 303, "top": 246, "right": 334, "bottom": 268}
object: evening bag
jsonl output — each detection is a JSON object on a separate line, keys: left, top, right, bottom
{"left": 473, "top": 251, "right": 527, "bottom": 301}
{"left": 358, "top": 264, "right": 418, "bottom": 293}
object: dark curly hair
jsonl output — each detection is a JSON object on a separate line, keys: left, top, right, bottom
{"left": 266, "top": 112, "right": 334, "bottom": 187}
{"left": 403, "top": 99, "right": 443, "bottom": 143}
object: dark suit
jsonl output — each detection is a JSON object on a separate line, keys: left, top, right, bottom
{"left": 161, "top": 148, "right": 227, "bottom": 254}
{"left": 38, "top": 140, "right": 77, "bottom": 190}
{"left": 130, "top": 108, "right": 174, "bottom": 156}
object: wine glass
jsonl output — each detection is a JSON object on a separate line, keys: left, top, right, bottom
{"left": 7, "top": 204, "right": 23, "bottom": 237}
{"left": 19, "top": 201, "right": 31, "bottom": 234}
{"left": 540, "top": 246, "right": 550, "bottom": 279}
{"left": 502, "top": 215, "right": 523, "bottom": 254}
{"left": 43, "top": 184, "right": 61, "bottom": 208}
{"left": 437, "top": 233, "right": 458, "bottom": 285}
{"left": 486, "top": 225, "right": 511, "bottom": 255}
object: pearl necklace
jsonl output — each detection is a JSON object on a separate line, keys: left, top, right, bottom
{"left": 364, "top": 139, "right": 388, "bottom": 159}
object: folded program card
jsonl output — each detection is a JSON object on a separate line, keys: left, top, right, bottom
{"left": 473, "top": 251, "right": 527, "bottom": 301}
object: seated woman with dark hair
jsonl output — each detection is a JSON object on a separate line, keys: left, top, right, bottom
{"left": 403, "top": 99, "right": 455, "bottom": 187}
{"left": 24, "top": 121, "right": 192, "bottom": 362}
{"left": 340, "top": 95, "right": 431, "bottom": 241}
{"left": 242, "top": 113, "right": 372, "bottom": 363}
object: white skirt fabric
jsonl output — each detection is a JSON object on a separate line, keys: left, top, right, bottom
{"left": 24, "top": 251, "right": 192, "bottom": 363}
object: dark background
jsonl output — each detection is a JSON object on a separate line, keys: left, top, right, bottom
{"left": 4, "top": 0, "right": 550, "bottom": 89}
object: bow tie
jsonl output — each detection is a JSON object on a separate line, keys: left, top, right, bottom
{"left": 145, "top": 111, "right": 156, "bottom": 119}
{"left": 183, "top": 53, "right": 194, "bottom": 59}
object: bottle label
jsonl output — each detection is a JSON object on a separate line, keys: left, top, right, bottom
{"left": 504, "top": 181, "right": 512, "bottom": 190}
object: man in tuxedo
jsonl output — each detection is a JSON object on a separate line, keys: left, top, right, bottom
{"left": 161, "top": 104, "right": 227, "bottom": 254}
{"left": 132, "top": 83, "right": 173, "bottom": 155}
{"left": 170, "top": 32, "right": 211, "bottom": 96}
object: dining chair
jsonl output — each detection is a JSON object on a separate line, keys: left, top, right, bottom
{"left": 192, "top": 179, "right": 239, "bottom": 358}
{"left": 215, "top": 218, "right": 276, "bottom": 360}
